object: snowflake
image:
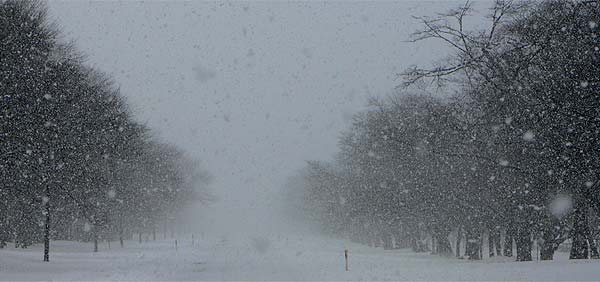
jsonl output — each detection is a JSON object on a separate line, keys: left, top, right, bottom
{"left": 523, "top": 130, "right": 535, "bottom": 141}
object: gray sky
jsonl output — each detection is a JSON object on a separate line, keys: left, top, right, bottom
{"left": 48, "top": 0, "right": 485, "bottom": 235}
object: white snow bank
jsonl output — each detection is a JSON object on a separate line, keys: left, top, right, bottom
{"left": 1, "top": 235, "right": 600, "bottom": 281}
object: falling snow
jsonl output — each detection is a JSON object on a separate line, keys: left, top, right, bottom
{"left": 1, "top": 0, "right": 600, "bottom": 280}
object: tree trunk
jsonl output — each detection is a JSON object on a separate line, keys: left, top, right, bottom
{"left": 43, "top": 185, "right": 50, "bottom": 262}
{"left": 479, "top": 232, "right": 483, "bottom": 259}
{"left": 540, "top": 229, "right": 556, "bottom": 260}
{"left": 515, "top": 226, "right": 532, "bottom": 261}
{"left": 504, "top": 227, "right": 514, "bottom": 257}
{"left": 465, "top": 227, "right": 481, "bottom": 260}
{"left": 489, "top": 228, "right": 501, "bottom": 257}
{"left": 494, "top": 231, "right": 502, "bottom": 256}
{"left": 411, "top": 236, "right": 418, "bottom": 252}
{"left": 397, "top": 234, "right": 409, "bottom": 249}
{"left": 570, "top": 205, "right": 589, "bottom": 259}
{"left": 589, "top": 239, "right": 599, "bottom": 259}
{"left": 382, "top": 232, "right": 393, "bottom": 250}
{"left": 488, "top": 230, "right": 495, "bottom": 257}
{"left": 373, "top": 233, "right": 381, "bottom": 248}
{"left": 138, "top": 232, "right": 142, "bottom": 244}
{"left": 164, "top": 221, "right": 167, "bottom": 240}
{"left": 456, "top": 227, "right": 462, "bottom": 258}
{"left": 411, "top": 233, "right": 425, "bottom": 252}
{"left": 152, "top": 227, "right": 156, "bottom": 241}
{"left": 540, "top": 243, "right": 554, "bottom": 260}
{"left": 93, "top": 232, "right": 98, "bottom": 253}
{"left": 436, "top": 233, "right": 453, "bottom": 256}
{"left": 119, "top": 228, "right": 124, "bottom": 248}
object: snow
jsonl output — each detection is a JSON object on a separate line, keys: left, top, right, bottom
{"left": 523, "top": 131, "right": 535, "bottom": 142}
{"left": 550, "top": 194, "right": 573, "bottom": 218}
{"left": 3, "top": 1, "right": 600, "bottom": 280}
{"left": 107, "top": 189, "right": 116, "bottom": 198}
{"left": 2, "top": 236, "right": 600, "bottom": 281}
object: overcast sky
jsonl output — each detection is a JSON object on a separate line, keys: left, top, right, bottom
{"left": 48, "top": 1, "right": 487, "bottom": 235}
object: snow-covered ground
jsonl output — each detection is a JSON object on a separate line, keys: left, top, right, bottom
{"left": 1, "top": 235, "right": 600, "bottom": 281}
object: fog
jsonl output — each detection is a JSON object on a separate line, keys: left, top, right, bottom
{"left": 47, "top": 1, "right": 463, "bottom": 236}
{"left": 5, "top": 0, "right": 600, "bottom": 280}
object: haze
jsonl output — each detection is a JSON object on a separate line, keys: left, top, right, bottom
{"left": 5, "top": 0, "right": 600, "bottom": 280}
{"left": 48, "top": 1, "right": 462, "bottom": 234}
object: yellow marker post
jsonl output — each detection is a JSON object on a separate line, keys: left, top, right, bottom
{"left": 344, "top": 249, "right": 348, "bottom": 271}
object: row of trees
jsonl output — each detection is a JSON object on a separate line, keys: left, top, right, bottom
{"left": 297, "top": 0, "right": 600, "bottom": 261}
{"left": 0, "top": 0, "right": 210, "bottom": 261}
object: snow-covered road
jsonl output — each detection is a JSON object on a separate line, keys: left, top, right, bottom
{"left": 1, "top": 235, "right": 600, "bottom": 280}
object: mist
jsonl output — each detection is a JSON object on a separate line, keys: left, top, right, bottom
{"left": 4, "top": 0, "right": 600, "bottom": 280}
{"left": 47, "top": 1, "right": 461, "bottom": 237}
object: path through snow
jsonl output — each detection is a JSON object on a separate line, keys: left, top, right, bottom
{"left": 1, "top": 235, "right": 600, "bottom": 280}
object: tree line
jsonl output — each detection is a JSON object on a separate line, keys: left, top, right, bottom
{"left": 295, "top": 0, "right": 600, "bottom": 261}
{"left": 0, "top": 0, "right": 210, "bottom": 261}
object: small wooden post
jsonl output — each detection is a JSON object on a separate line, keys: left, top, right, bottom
{"left": 344, "top": 249, "right": 349, "bottom": 271}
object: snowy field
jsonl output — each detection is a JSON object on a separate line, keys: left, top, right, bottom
{"left": 1, "top": 235, "right": 600, "bottom": 281}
